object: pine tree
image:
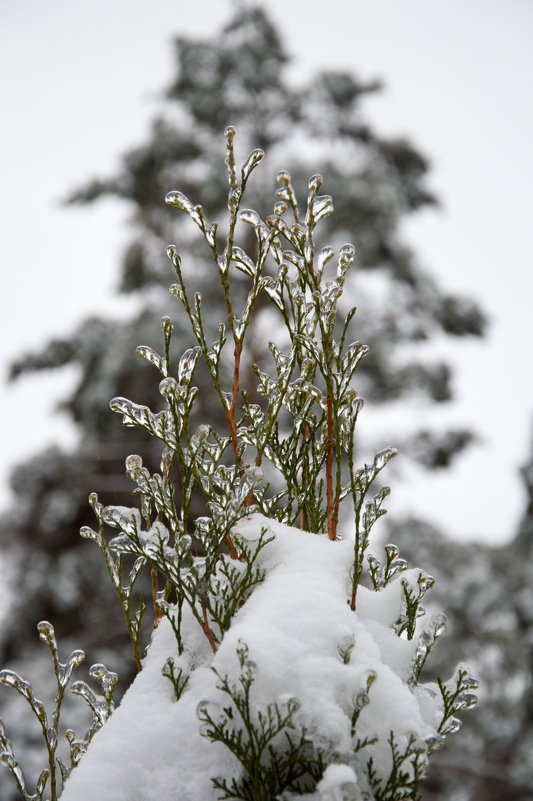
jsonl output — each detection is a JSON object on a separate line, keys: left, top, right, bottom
{"left": 0, "top": 3, "right": 484, "bottom": 726}
{"left": 0, "top": 128, "right": 478, "bottom": 801}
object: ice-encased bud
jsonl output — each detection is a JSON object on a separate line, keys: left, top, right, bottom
{"left": 66, "top": 650, "right": 85, "bottom": 670}
{"left": 224, "top": 125, "right": 236, "bottom": 139}
{"left": 169, "top": 282, "right": 184, "bottom": 298}
{"left": 374, "top": 447, "right": 398, "bottom": 471}
{"left": 89, "top": 664, "right": 107, "bottom": 680}
{"left": 276, "top": 169, "right": 291, "bottom": 184}
{"left": 340, "top": 242, "right": 355, "bottom": 257}
{"left": 441, "top": 716, "right": 462, "bottom": 735}
{"left": 161, "top": 315, "right": 173, "bottom": 331}
{"left": 455, "top": 691, "right": 478, "bottom": 709}
{"left": 165, "top": 190, "right": 188, "bottom": 209}
{"left": 425, "top": 734, "right": 444, "bottom": 752}
{"left": 277, "top": 693, "right": 301, "bottom": 714}
{"left": 37, "top": 620, "right": 55, "bottom": 641}
{"left": 80, "top": 525, "right": 99, "bottom": 542}
{"left": 159, "top": 376, "right": 178, "bottom": 397}
{"left": 125, "top": 454, "right": 143, "bottom": 472}
{"left": 136, "top": 345, "right": 163, "bottom": 369}
{"left": 418, "top": 630, "right": 434, "bottom": 648}
{"left": 461, "top": 675, "right": 480, "bottom": 690}
{"left": 308, "top": 173, "right": 323, "bottom": 192}
{"left": 385, "top": 543, "right": 400, "bottom": 560}
{"left": 47, "top": 727, "right": 58, "bottom": 750}
{"left": 160, "top": 447, "right": 173, "bottom": 474}
{"left": 391, "top": 558, "right": 409, "bottom": 573}
{"left": 245, "top": 466, "right": 264, "bottom": 485}
{"left": 239, "top": 208, "right": 262, "bottom": 226}
{"left": 242, "top": 148, "right": 264, "bottom": 180}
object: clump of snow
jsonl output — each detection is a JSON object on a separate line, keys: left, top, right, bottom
{"left": 61, "top": 514, "right": 442, "bottom": 800}
{"left": 316, "top": 763, "right": 359, "bottom": 798}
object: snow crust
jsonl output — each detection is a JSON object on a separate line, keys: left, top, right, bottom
{"left": 61, "top": 514, "right": 439, "bottom": 801}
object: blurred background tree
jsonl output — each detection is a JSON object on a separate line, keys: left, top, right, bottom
{"left": 389, "top": 438, "right": 533, "bottom": 800}
{"left": 0, "top": 6, "right": 492, "bottom": 799}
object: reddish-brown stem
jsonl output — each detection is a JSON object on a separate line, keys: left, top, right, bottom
{"left": 300, "top": 425, "right": 310, "bottom": 531}
{"left": 326, "top": 395, "right": 337, "bottom": 541}
{"left": 222, "top": 340, "right": 244, "bottom": 557}
{"left": 201, "top": 603, "right": 217, "bottom": 654}
{"left": 224, "top": 340, "right": 243, "bottom": 465}
{"left": 152, "top": 565, "right": 163, "bottom": 626}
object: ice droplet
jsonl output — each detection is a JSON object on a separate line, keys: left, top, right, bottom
{"left": 339, "top": 243, "right": 356, "bottom": 260}
{"left": 47, "top": 728, "right": 58, "bottom": 750}
{"left": 190, "top": 424, "right": 210, "bottom": 450}
{"left": 308, "top": 173, "right": 323, "bottom": 192}
{"left": 276, "top": 169, "right": 291, "bottom": 184}
{"left": 125, "top": 454, "right": 143, "bottom": 471}
{"left": 159, "top": 376, "right": 177, "bottom": 397}
{"left": 65, "top": 650, "right": 85, "bottom": 672}
{"left": 160, "top": 447, "right": 174, "bottom": 474}
{"left": 461, "top": 675, "right": 480, "bottom": 690}
{"left": 442, "top": 716, "right": 462, "bottom": 735}
{"left": 37, "top": 620, "right": 55, "bottom": 642}
{"left": 178, "top": 346, "right": 201, "bottom": 384}
{"left": 228, "top": 190, "right": 239, "bottom": 213}
{"left": 373, "top": 447, "right": 398, "bottom": 471}
{"left": 169, "top": 283, "right": 184, "bottom": 300}
{"left": 241, "top": 148, "right": 264, "bottom": 181}
{"left": 161, "top": 315, "right": 173, "bottom": 332}
{"left": 317, "top": 246, "right": 335, "bottom": 274}
{"left": 224, "top": 125, "right": 236, "bottom": 139}
{"left": 245, "top": 466, "right": 264, "bottom": 485}
{"left": 425, "top": 734, "right": 444, "bottom": 752}
{"left": 390, "top": 557, "right": 408, "bottom": 571}
{"left": 385, "top": 543, "right": 400, "bottom": 560}
{"left": 80, "top": 525, "right": 101, "bottom": 543}
{"left": 102, "top": 505, "right": 141, "bottom": 535}
{"left": 240, "top": 208, "right": 262, "bottom": 227}
{"left": 418, "top": 630, "right": 434, "bottom": 648}
{"left": 89, "top": 664, "right": 106, "bottom": 680}
{"left": 204, "top": 223, "right": 217, "bottom": 248}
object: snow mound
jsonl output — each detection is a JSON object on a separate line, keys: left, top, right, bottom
{"left": 61, "top": 514, "right": 440, "bottom": 801}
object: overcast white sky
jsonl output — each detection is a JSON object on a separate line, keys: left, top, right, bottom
{"left": 1, "top": 0, "right": 532, "bottom": 544}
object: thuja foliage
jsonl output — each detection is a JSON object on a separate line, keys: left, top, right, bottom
{"left": 0, "top": 131, "right": 478, "bottom": 800}
{"left": 0, "top": 16, "right": 487, "bottom": 764}
{"left": 0, "top": 622, "right": 116, "bottom": 800}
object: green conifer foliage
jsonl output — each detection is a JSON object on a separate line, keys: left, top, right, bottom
{"left": 0, "top": 130, "right": 478, "bottom": 801}
{"left": 0, "top": 4, "right": 484, "bottom": 747}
